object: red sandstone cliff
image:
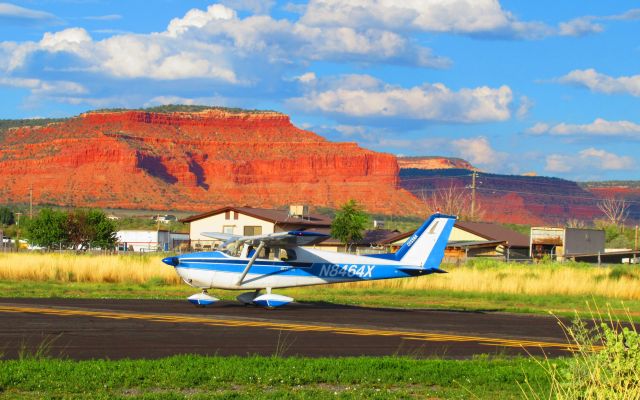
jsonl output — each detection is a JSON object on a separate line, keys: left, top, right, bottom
{"left": 0, "top": 109, "right": 423, "bottom": 214}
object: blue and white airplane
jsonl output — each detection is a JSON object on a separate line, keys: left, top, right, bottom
{"left": 162, "top": 213, "right": 456, "bottom": 308}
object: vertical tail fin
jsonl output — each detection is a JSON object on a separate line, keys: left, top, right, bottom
{"left": 394, "top": 214, "right": 456, "bottom": 268}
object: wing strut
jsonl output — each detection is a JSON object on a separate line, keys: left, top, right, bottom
{"left": 236, "top": 241, "right": 265, "bottom": 286}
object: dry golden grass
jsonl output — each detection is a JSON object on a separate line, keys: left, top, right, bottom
{"left": 0, "top": 254, "right": 639, "bottom": 300}
{"left": 337, "top": 262, "right": 640, "bottom": 300}
{"left": 0, "top": 253, "right": 180, "bottom": 285}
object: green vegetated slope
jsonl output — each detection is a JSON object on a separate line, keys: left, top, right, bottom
{"left": 0, "top": 118, "right": 68, "bottom": 130}
{"left": 90, "top": 104, "right": 276, "bottom": 114}
{"left": 0, "top": 105, "right": 272, "bottom": 136}
{"left": 0, "top": 355, "right": 548, "bottom": 399}
{"left": 580, "top": 180, "right": 640, "bottom": 189}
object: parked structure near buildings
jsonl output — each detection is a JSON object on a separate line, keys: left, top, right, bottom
{"left": 153, "top": 214, "right": 177, "bottom": 224}
{"left": 384, "top": 220, "right": 530, "bottom": 262}
{"left": 530, "top": 227, "right": 605, "bottom": 261}
{"left": 116, "top": 230, "right": 189, "bottom": 252}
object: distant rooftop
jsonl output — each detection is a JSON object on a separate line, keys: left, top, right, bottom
{"left": 312, "top": 228, "right": 401, "bottom": 246}
{"left": 384, "top": 220, "right": 530, "bottom": 248}
{"left": 181, "top": 206, "right": 332, "bottom": 227}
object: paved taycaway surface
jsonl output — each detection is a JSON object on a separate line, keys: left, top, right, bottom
{"left": 0, "top": 298, "right": 576, "bottom": 360}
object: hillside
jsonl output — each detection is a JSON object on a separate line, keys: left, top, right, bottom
{"left": 580, "top": 181, "right": 640, "bottom": 222}
{"left": 0, "top": 108, "right": 422, "bottom": 214}
{"left": 2, "top": 106, "right": 637, "bottom": 224}
{"left": 399, "top": 169, "right": 608, "bottom": 225}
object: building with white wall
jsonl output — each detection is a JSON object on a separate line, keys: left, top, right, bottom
{"left": 116, "top": 230, "right": 189, "bottom": 252}
{"left": 181, "top": 206, "right": 332, "bottom": 251}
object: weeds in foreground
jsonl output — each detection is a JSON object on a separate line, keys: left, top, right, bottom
{"left": 522, "top": 304, "right": 640, "bottom": 400}
{"left": 273, "top": 330, "right": 296, "bottom": 357}
{"left": 17, "top": 334, "right": 62, "bottom": 360}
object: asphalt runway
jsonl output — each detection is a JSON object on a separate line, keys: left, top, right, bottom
{"left": 1, "top": 298, "right": 579, "bottom": 360}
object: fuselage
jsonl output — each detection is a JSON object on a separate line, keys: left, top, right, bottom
{"left": 170, "top": 246, "right": 425, "bottom": 290}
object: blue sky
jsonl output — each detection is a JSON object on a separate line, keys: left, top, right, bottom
{"left": 1, "top": 1, "right": 639, "bottom": 182}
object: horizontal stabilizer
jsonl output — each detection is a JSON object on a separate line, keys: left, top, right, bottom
{"left": 398, "top": 267, "right": 448, "bottom": 276}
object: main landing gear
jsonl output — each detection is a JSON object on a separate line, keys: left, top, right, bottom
{"left": 250, "top": 288, "right": 294, "bottom": 309}
{"left": 187, "top": 289, "right": 219, "bottom": 306}
{"left": 187, "top": 288, "right": 294, "bottom": 309}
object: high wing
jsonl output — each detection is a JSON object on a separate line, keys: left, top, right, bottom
{"left": 201, "top": 230, "right": 328, "bottom": 248}
{"left": 240, "top": 231, "right": 328, "bottom": 247}
{"left": 201, "top": 232, "right": 242, "bottom": 242}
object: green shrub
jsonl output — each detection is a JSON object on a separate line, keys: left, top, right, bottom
{"left": 608, "top": 267, "right": 639, "bottom": 281}
{"left": 524, "top": 308, "right": 640, "bottom": 399}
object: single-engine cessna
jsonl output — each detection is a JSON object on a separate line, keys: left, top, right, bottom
{"left": 162, "top": 213, "right": 456, "bottom": 308}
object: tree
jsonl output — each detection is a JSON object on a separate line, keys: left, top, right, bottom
{"left": 421, "top": 183, "right": 483, "bottom": 221}
{"left": 0, "top": 207, "right": 14, "bottom": 226}
{"left": 84, "top": 209, "right": 117, "bottom": 250}
{"left": 66, "top": 209, "right": 117, "bottom": 250}
{"left": 330, "top": 200, "right": 369, "bottom": 252}
{"left": 25, "top": 208, "right": 117, "bottom": 251}
{"left": 597, "top": 196, "right": 629, "bottom": 228}
{"left": 25, "top": 208, "right": 67, "bottom": 249}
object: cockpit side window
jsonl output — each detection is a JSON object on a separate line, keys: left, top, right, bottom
{"left": 277, "top": 248, "right": 297, "bottom": 261}
{"left": 257, "top": 246, "right": 270, "bottom": 259}
{"left": 242, "top": 245, "right": 272, "bottom": 259}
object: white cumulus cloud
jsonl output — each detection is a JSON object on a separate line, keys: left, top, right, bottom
{"left": 558, "top": 17, "right": 603, "bottom": 36}
{"left": 0, "top": 77, "right": 87, "bottom": 95}
{"left": 295, "top": 72, "right": 317, "bottom": 83}
{"left": 167, "top": 4, "right": 236, "bottom": 37}
{"left": 451, "top": 136, "right": 507, "bottom": 167}
{"left": 0, "top": 2, "right": 448, "bottom": 91}
{"left": 289, "top": 75, "right": 513, "bottom": 122}
{"left": 545, "top": 148, "right": 635, "bottom": 173}
{"left": 528, "top": 118, "right": 640, "bottom": 139}
{"left": 144, "top": 95, "right": 230, "bottom": 107}
{"left": 557, "top": 68, "right": 640, "bottom": 96}
{"left": 300, "top": 0, "right": 601, "bottom": 39}
{"left": 40, "top": 28, "right": 92, "bottom": 52}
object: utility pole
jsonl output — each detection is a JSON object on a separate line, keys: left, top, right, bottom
{"left": 470, "top": 170, "right": 477, "bottom": 220}
{"left": 635, "top": 225, "right": 638, "bottom": 251}
{"left": 15, "top": 212, "right": 22, "bottom": 252}
{"left": 29, "top": 185, "right": 33, "bottom": 219}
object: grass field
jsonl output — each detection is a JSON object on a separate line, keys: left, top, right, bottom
{"left": 1, "top": 253, "right": 639, "bottom": 318}
{"left": 0, "top": 355, "right": 550, "bottom": 399}
{"left": 2, "top": 253, "right": 638, "bottom": 399}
